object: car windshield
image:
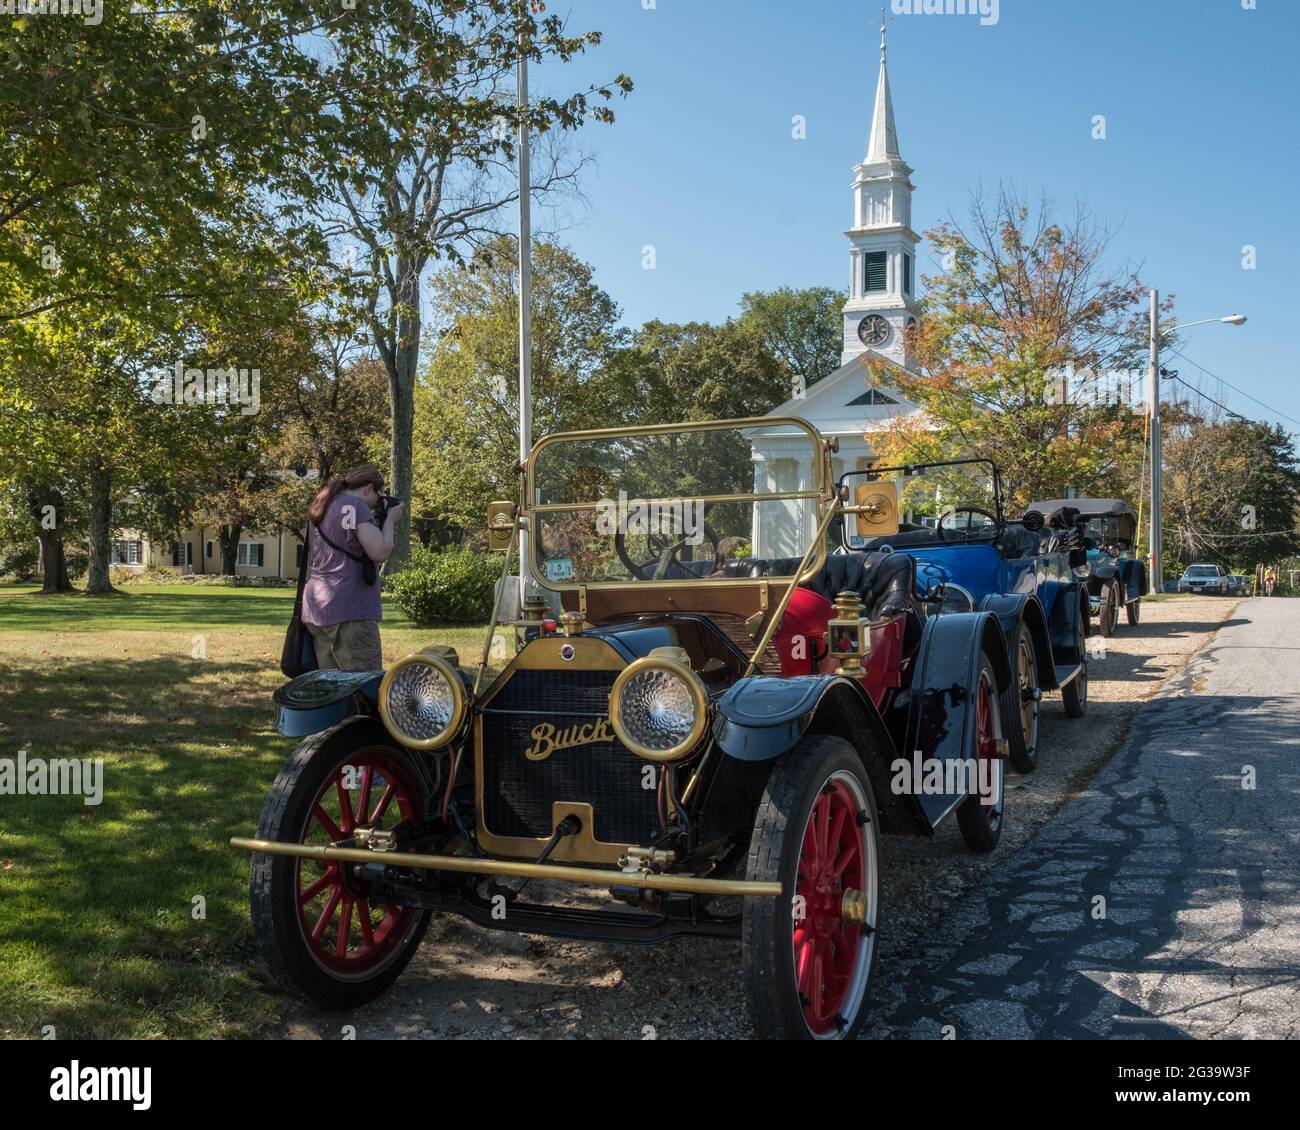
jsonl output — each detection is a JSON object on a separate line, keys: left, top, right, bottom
{"left": 1185, "top": 566, "right": 1219, "bottom": 577}
{"left": 838, "top": 460, "right": 1000, "bottom": 550}
{"left": 528, "top": 419, "right": 826, "bottom": 586}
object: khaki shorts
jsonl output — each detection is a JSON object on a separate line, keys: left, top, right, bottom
{"left": 308, "top": 619, "right": 383, "bottom": 671}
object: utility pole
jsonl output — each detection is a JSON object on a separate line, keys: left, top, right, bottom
{"left": 1148, "top": 289, "right": 1162, "bottom": 590}
{"left": 517, "top": 7, "right": 533, "bottom": 602}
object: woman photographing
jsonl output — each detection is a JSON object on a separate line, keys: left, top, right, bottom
{"left": 301, "top": 464, "right": 404, "bottom": 671}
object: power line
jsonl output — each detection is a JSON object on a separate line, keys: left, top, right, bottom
{"left": 1163, "top": 370, "right": 1243, "bottom": 422}
{"left": 1165, "top": 347, "right": 1300, "bottom": 431}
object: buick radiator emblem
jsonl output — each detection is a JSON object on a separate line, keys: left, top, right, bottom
{"left": 560, "top": 643, "right": 575, "bottom": 661}
{"left": 525, "top": 719, "right": 614, "bottom": 761}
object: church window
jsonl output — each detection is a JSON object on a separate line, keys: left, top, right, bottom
{"left": 863, "top": 251, "right": 887, "bottom": 293}
{"left": 903, "top": 253, "right": 912, "bottom": 295}
{"left": 847, "top": 388, "right": 898, "bottom": 406}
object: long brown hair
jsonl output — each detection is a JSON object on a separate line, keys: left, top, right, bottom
{"left": 307, "top": 464, "right": 384, "bottom": 526}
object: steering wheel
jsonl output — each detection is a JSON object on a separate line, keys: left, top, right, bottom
{"left": 614, "top": 510, "right": 724, "bottom": 581}
{"left": 937, "top": 507, "right": 1000, "bottom": 542}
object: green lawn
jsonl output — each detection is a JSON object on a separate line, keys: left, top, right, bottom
{"left": 0, "top": 583, "right": 492, "bottom": 1038}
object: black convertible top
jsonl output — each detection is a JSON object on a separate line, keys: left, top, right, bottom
{"left": 1028, "top": 497, "right": 1136, "bottom": 521}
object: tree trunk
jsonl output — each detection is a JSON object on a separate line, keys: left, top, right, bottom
{"left": 385, "top": 256, "right": 421, "bottom": 572}
{"left": 84, "top": 467, "right": 114, "bottom": 594}
{"left": 219, "top": 524, "right": 242, "bottom": 574}
{"left": 25, "top": 484, "right": 73, "bottom": 594}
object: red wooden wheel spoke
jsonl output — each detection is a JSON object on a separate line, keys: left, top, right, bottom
{"left": 815, "top": 795, "right": 831, "bottom": 860}
{"left": 832, "top": 846, "right": 856, "bottom": 878}
{"left": 795, "top": 931, "right": 813, "bottom": 991}
{"left": 335, "top": 897, "right": 354, "bottom": 958}
{"left": 312, "top": 804, "right": 342, "bottom": 843}
{"left": 311, "top": 887, "right": 341, "bottom": 942}
{"left": 357, "top": 766, "right": 373, "bottom": 825}
{"left": 370, "top": 781, "right": 396, "bottom": 824}
{"left": 357, "top": 899, "right": 376, "bottom": 949}
{"left": 335, "top": 776, "right": 355, "bottom": 834}
{"left": 810, "top": 946, "right": 825, "bottom": 1018}
{"left": 828, "top": 804, "right": 849, "bottom": 860}
{"left": 299, "top": 867, "right": 337, "bottom": 906}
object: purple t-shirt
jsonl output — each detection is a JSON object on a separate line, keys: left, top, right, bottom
{"left": 302, "top": 494, "right": 383, "bottom": 627}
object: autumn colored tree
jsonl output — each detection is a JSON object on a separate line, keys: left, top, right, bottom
{"left": 866, "top": 189, "right": 1157, "bottom": 513}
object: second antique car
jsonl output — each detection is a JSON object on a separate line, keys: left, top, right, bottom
{"left": 842, "top": 460, "right": 1093, "bottom": 778}
{"left": 1027, "top": 497, "right": 1148, "bottom": 635}
{"left": 233, "top": 417, "right": 1015, "bottom": 1040}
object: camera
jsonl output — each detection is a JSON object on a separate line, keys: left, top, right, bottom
{"left": 373, "top": 494, "right": 403, "bottom": 525}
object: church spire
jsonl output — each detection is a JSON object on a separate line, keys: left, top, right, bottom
{"left": 865, "top": 16, "right": 900, "bottom": 164}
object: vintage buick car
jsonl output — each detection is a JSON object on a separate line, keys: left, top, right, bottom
{"left": 843, "top": 461, "right": 1092, "bottom": 776}
{"left": 1028, "top": 497, "right": 1148, "bottom": 635}
{"left": 233, "top": 418, "right": 1015, "bottom": 1040}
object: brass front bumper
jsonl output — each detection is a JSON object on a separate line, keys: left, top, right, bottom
{"left": 230, "top": 837, "right": 783, "bottom": 897}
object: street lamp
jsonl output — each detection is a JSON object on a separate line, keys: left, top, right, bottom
{"left": 1147, "top": 292, "right": 1247, "bottom": 589}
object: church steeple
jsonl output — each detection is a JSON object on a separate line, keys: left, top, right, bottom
{"left": 865, "top": 21, "right": 900, "bottom": 164}
{"left": 840, "top": 16, "right": 920, "bottom": 369}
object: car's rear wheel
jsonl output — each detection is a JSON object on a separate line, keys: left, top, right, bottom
{"left": 1126, "top": 598, "right": 1141, "bottom": 626}
{"left": 957, "top": 656, "right": 1005, "bottom": 853}
{"left": 743, "top": 735, "right": 880, "bottom": 1040}
{"left": 1100, "top": 583, "right": 1120, "bottom": 637}
{"left": 250, "top": 719, "right": 433, "bottom": 1009}
{"left": 1062, "top": 654, "right": 1088, "bottom": 718}
{"left": 1002, "top": 622, "right": 1039, "bottom": 773}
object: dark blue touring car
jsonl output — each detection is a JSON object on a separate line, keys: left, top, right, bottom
{"left": 841, "top": 459, "right": 1091, "bottom": 775}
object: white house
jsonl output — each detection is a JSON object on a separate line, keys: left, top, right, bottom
{"left": 752, "top": 23, "right": 924, "bottom": 555}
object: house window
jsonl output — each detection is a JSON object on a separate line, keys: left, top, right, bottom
{"left": 863, "top": 251, "right": 887, "bottom": 293}
{"left": 205, "top": 541, "right": 213, "bottom": 559}
{"left": 237, "top": 543, "right": 264, "bottom": 567}
{"left": 171, "top": 542, "right": 192, "bottom": 566}
{"left": 112, "top": 540, "right": 142, "bottom": 565}
{"left": 903, "top": 253, "right": 912, "bottom": 295}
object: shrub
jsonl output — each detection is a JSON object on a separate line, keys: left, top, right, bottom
{"left": 0, "top": 546, "right": 38, "bottom": 581}
{"left": 386, "top": 544, "right": 499, "bottom": 625}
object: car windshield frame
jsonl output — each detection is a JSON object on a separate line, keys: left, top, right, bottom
{"left": 836, "top": 457, "right": 1005, "bottom": 551}
{"left": 523, "top": 416, "right": 831, "bottom": 592}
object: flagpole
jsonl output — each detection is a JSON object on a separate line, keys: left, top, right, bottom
{"left": 517, "top": 7, "right": 533, "bottom": 602}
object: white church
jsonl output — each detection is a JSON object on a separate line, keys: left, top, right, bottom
{"left": 750, "top": 25, "right": 924, "bottom": 556}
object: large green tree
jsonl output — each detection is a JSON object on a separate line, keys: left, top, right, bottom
{"left": 414, "top": 237, "right": 628, "bottom": 533}
{"left": 247, "top": 0, "right": 632, "bottom": 567}
{"left": 739, "top": 285, "right": 844, "bottom": 396}
{"left": 1162, "top": 420, "right": 1300, "bottom": 575}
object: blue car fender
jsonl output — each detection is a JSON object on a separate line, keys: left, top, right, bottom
{"left": 899, "top": 610, "right": 1011, "bottom": 831}
{"left": 979, "top": 591, "right": 1058, "bottom": 690}
{"left": 273, "top": 668, "right": 384, "bottom": 737}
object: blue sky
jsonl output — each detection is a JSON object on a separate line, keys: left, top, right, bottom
{"left": 534, "top": 0, "right": 1299, "bottom": 433}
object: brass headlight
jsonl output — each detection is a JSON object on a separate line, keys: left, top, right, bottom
{"left": 378, "top": 650, "right": 467, "bottom": 750}
{"left": 609, "top": 648, "right": 708, "bottom": 763}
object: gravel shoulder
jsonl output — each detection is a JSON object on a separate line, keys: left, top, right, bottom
{"left": 280, "top": 596, "right": 1240, "bottom": 1041}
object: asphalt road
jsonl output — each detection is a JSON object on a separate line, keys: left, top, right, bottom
{"left": 860, "top": 597, "right": 1300, "bottom": 1039}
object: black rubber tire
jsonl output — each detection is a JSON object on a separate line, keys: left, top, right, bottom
{"left": 1062, "top": 654, "right": 1088, "bottom": 718}
{"left": 1126, "top": 598, "right": 1141, "bottom": 625}
{"left": 1099, "top": 584, "right": 1119, "bottom": 637}
{"left": 1001, "top": 622, "right": 1039, "bottom": 774}
{"left": 743, "top": 735, "right": 881, "bottom": 1040}
{"left": 957, "top": 655, "right": 1005, "bottom": 853}
{"left": 250, "top": 718, "right": 433, "bottom": 1009}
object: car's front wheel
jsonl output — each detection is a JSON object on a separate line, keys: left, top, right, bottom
{"left": 1100, "top": 583, "right": 1120, "bottom": 637}
{"left": 250, "top": 718, "right": 433, "bottom": 1009}
{"left": 1002, "top": 623, "right": 1039, "bottom": 773}
{"left": 957, "top": 655, "right": 1006, "bottom": 853}
{"left": 743, "top": 735, "right": 880, "bottom": 1040}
